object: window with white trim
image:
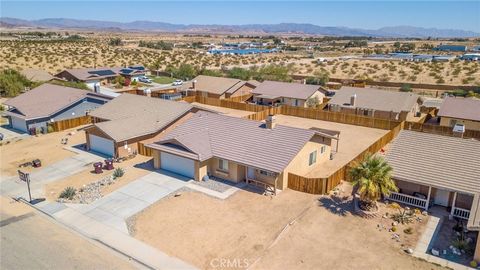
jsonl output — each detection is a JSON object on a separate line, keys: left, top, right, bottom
{"left": 320, "top": 145, "right": 326, "bottom": 154}
{"left": 219, "top": 159, "right": 229, "bottom": 171}
{"left": 309, "top": 150, "right": 317, "bottom": 166}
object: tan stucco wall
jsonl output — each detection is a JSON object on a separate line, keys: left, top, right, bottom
{"left": 440, "top": 117, "right": 480, "bottom": 131}
{"left": 282, "top": 135, "right": 332, "bottom": 190}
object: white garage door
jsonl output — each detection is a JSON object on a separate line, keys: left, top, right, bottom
{"left": 89, "top": 134, "right": 115, "bottom": 157}
{"left": 11, "top": 117, "right": 27, "bottom": 132}
{"left": 160, "top": 152, "right": 195, "bottom": 178}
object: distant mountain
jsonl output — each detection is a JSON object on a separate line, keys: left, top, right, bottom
{"left": 1, "top": 17, "right": 478, "bottom": 38}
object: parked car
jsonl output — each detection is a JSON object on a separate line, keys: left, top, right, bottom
{"left": 139, "top": 76, "right": 152, "bottom": 84}
{"left": 172, "top": 79, "right": 183, "bottom": 86}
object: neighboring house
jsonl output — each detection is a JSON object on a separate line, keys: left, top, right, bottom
{"left": 146, "top": 112, "right": 336, "bottom": 193}
{"left": 3, "top": 83, "right": 111, "bottom": 133}
{"left": 181, "top": 75, "right": 256, "bottom": 99}
{"left": 55, "top": 65, "right": 146, "bottom": 90}
{"left": 84, "top": 93, "right": 194, "bottom": 158}
{"left": 252, "top": 81, "right": 326, "bottom": 107}
{"left": 385, "top": 130, "right": 480, "bottom": 260}
{"left": 435, "top": 44, "right": 468, "bottom": 52}
{"left": 20, "top": 68, "right": 54, "bottom": 82}
{"left": 327, "top": 87, "right": 420, "bottom": 121}
{"left": 437, "top": 97, "right": 480, "bottom": 131}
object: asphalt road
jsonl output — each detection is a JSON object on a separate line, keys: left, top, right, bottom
{"left": 0, "top": 197, "right": 139, "bottom": 270}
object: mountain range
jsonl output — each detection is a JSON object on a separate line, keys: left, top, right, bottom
{"left": 1, "top": 17, "right": 478, "bottom": 38}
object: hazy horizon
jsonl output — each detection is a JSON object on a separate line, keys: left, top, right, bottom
{"left": 1, "top": 1, "right": 479, "bottom": 32}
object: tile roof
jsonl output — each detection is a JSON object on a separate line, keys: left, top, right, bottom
{"left": 437, "top": 97, "right": 480, "bottom": 122}
{"left": 56, "top": 66, "right": 145, "bottom": 81}
{"left": 186, "top": 75, "right": 247, "bottom": 95}
{"left": 148, "top": 112, "right": 319, "bottom": 173}
{"left": 385, "top": 130, "right": 480, "bottom": 195}
{"left": 89, "top": 94, "right": 192, "bottom": 142}
{"left": 252, "top": 81, "right": 324, "bottom": 100}
{"left": 328, "top": 87, "right": 419, "bottom": 113}
{"left": 4, "top": 83, "right": 110, "bottom": 120}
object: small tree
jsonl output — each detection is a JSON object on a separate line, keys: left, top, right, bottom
{"left": 306, "top": 96, "right": 320, "bottom": 108}
{"left": 349, "top": 154, "right": 398, "bottom": 210}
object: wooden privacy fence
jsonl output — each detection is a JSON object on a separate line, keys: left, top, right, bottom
{"left": 243, "top": 107, "right": 282, "bottom": 121}
{"left": 280, "top": 105, "right": 400, "bottom": 130}
{"left": 288, "top": 122, "right": 404, "bottom": 194}
{"left": 137, "top": 142, "right": 153, "bottom": 157}
{"left": 225, "top": 94, "right": 253, "bottom": 102}
{"left": 48, "top": 115, "right": 92, "bottom": 132}
{"left": 404, "top": 121, "right": 480, "bottom": 139}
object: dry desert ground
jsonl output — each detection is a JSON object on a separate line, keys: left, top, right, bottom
{"left": 129, "top": 183, "right": 442, "bottom": 270}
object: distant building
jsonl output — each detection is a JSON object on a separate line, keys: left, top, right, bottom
{"left": 470, "top": 45, "right": 480, "bottom": 52}
{"left": 437, "top": 97, "right": 480, "bottom": 131}
{"left": 435, "top": 44, "right": 468, "bottom": 52}
{"left": 55, "top": 65, "right": 146, "bottom": 90}
{"left": 460, "top": 53, "right": 480, "bottom": 61}
{"left": 327, "top": 87, "right": 420, "bottom": 121}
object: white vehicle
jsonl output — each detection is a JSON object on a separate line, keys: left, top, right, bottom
{"left": 138, "top": 76, "right": 152, "bottom": 84}
{"left": 172, "top": 79, "right": 183, "bottom": 86}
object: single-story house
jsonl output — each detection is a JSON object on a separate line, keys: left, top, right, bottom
{"left": 181, "top": 75, "right": 256, "bottom": 99}
{"left": 252, "top": 81, "right": 326, "bottom": 107}
{"left": 3, "top": 83, "right": 111, "bottom": 133}
{"left": 84, "top": 93, "right": 194, "bottom": 158}
{"left": 146, "top": 112, "right": 336, "bottom": 193}
{"left": 55, "top": 65, "right": 146, "bottom": 90}
{"left": 437, "top": 97, "right": 480, "bottom": 131}
{"left": 386, "top": 130, "right": 480, "bottom": 261}
{"left": 327, "top": 87, "right": 420, "bottom": 121}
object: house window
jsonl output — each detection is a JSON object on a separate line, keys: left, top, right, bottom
{"left": 259, "top": 170, "right": 275, "bottom": 177}
{"left": 219, "top": 159, "right": 229, "bottom": 171}
{"left": 320, "top": 146, "right": 326, "bottom": 154}
{"left": 309, "top": 151, "right": 317, "bottom": 166}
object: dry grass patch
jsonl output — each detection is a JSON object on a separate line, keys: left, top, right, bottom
{"left": 0, "top": 128, "right": 85, "bottom": 176}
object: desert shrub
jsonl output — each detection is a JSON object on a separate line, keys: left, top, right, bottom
{"left": 403, "top": 227, "right": 413, "bottom": 234}
{"left": 400, "top": 83, "right": 412, "bottom": 92}
{"left": 59, "top": 187, "right": 76, "bottom": 200}
{"left": 113, "top": 168, "right": 125, "bottom": 179}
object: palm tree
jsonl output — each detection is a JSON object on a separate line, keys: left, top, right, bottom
{"left": 349, "top": 154, "right": 398, "bottom": 210}
{"left": 149, "top": 59, "right": 162, "bottom": 76}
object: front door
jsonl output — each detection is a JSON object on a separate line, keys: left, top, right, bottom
{"left": 434, "top": 189, "right": 450, "bottom": 207}
{"left": 247, "top": 167, "right": 255, "bottom": 180}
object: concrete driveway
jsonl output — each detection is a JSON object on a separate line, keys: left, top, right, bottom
{"left": 0, "top": 125, "right": 29, "bottom": 141}
{"left": 55, "top": 170, "right": 192, "bottom": 233}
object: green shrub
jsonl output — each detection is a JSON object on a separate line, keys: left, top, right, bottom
{"left": 113, "top": 168, "right": 125, "bottom": 179}
{"left": 400, "top": 84, "right": 412, "bottom": 92}
{"left": 403, "top": 227, "right": 413, "bottom": 234}
{"left": 59, "top": 186, "right": 76, "bottom": 200}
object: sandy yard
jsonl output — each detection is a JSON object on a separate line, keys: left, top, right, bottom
{"left": 274, "top": 115, "right": 388, "bottom": 177}
{"left": 0, "top": 127, "right": 87, "bottom": 177}
{"left": 44, "top": 155, "right": 153, "bottom": 201}
{"left": 130, "top": 183, "right": 441, "bottom": 270}
{"left": 192, "top": 102, "right": 253, "bottom": 118}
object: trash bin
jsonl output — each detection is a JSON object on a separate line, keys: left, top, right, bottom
{"left": 94, "top": 162, "right": 103, "bottom": 174}
{"left": 104, "top": 159, "right": 114, "bottom": 170}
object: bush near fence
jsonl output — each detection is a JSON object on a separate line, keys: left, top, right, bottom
{"left": 48, "top": 115, "right": 92, "bottom": 132}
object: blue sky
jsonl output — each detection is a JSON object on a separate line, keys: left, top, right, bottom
{"left": 1, "top": 1, "right": 479, "bottom": 31}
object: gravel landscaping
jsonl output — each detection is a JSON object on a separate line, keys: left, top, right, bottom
{"left": 190, "top": 176, "right": 238, "bottom": 193}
